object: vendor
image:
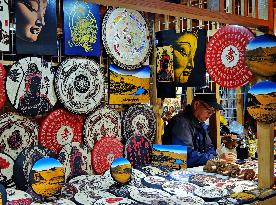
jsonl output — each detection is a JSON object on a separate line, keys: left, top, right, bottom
{"left": 162, "top": 87, "right": 237, "bottom": 167}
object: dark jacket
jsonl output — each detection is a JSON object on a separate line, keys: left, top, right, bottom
{"left": 162, "top": 105, "right": 217, "bottom": 167}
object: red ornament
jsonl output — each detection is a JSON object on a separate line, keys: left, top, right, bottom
{"left": 0, "top": 64, "right": 6, "bottom": 109}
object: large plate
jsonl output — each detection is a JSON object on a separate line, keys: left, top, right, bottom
{"left": 172, "top": 195, "right": 205, "bottom": 205}
{"left": 6, "top": 188, "right": 32, "bottom": 204}
{"left": 162, "top": 181, "right": 199, "bottom": 196}
{"left": 141, "top": 175, "right": 168, "bottom": 189}
{"left": 55, "top": 58, "right": 104, "bottom": 114}
{"left": 134, "top": 164, "right": 172, "bottom": 177}
{"left": 0, "top": 64, "right": 6, "bottom": 109}
{"left": 222, "top": 180, "right": 258, "bottom": 194}
{"left": 0, "top": 152, "right": 14, "bottom": 188}
{"left": 102, "top": 8, "right": 151, "bottom": 70}
{"left": 194, "top": 186, "right": 229, "bottom": 199}
{"left": 94, "top": 197, "right": 138, "bottom": 205}
{"left": 6, "top": 57, "right": 57, "bottom": 116}
{"left": 74, "top": 190, "right": 115, "bottom": 205}
{"left": 189, "top": 174, "right": 225, "bottom": 187}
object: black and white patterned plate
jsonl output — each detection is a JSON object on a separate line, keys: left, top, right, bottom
{"left": 222, "top": 180, "right": 258, "bottom": 194}
{"left": 189, "top": 174, "right": 225, "bottom": 187}
{"left": 94, "top": 197, "right": 138, "bottom": 205}
{"left": 171, "top": 195, "right": 205, "bottom": 205}
{"left": 0, "top": 152, "right": 14, "bottom": 188}
{"left": 107, "top": 184, "right": 130, "bottom": 198}
{"left": 6, "top": 188, "right": 32, "bottom": 205}
{"left": 194, "top": 186, "right": 229, "bottom": 199}
{"left": 74, "top": 190, "right": 115, "bottom": 204}
{"left": 162, "top": 181, "right": 199, "bottom": 196}
{"left": 134, "top": 164, "right": 172, "bottom": 177}
{"left": 168, "top": 170, "right": 196, "bottom": 182}
{"left": 128, "top": 168, "right": 147, "bottom": 188}
{"left": 141, "top": 175, "right": 169, "bottom": 189}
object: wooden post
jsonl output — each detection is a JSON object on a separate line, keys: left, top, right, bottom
{"left": 236, "top": 87, "right": 244, "bottom": 125}
{"left": 257, "top": 122, "right": 274, "bottom": 189}
{"left": 186, "top": 88, "right": 193, "bottom": 104}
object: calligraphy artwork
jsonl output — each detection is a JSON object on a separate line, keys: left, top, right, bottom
{"left": 55, "top": 58, "right": 104, "bottom": 114}
{"left": 102, "top": 8, "right": 151, "bottom": 69}
{"left": 39, "top": 108, "right": 84, "bottom": 154}
{"left": 63, "top": 0, "right": 101, "bottom": 57}
{"left": 0, "top": 64, "right": 6, "bottom": 109}
{"left": 0, "top": 113, "right": 38, "bottom": 160}
{"left": 156, "top": 46, "right": 174, "bottom": 82}
{"left": 109, "top": 64, "right": 150, "bottom": 104}
{"left": 84, "top": 106, "right": 121, "bottom": 149}
{"left": 6, "top": 57, "right": 57, "bottom": 116}
{"left": 206, "top": 25, "right": 254, "bottom": 88}
{"left": 0, "top": 152, "right": 14, "bottom": 188}
{"left": 0, "top": 0, "right": 9, "bottom": 51}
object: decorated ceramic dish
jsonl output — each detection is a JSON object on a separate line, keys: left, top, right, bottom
{"left": 0, "top": 152, "right": 14, "bottom": 188}
{"left": 39, "top": 108, "right": 84, "bottom": 154}
{"left": 172, "top": 195, "right": 205, "bottom": 205}
{"left": 6, "top": 188, "right": 32, "bottom": 205}
{"left": 128, "top": 168, "right": 147, "bottom": 188}
{"left": 55, "top": 58, "right": 104, "bottom": 114}
{"left": 168, "top": 170, "right": 196, "bottom": 182}
{"left": 60, "top": 182, "right": 78, "bottom": 200}
{"left": 194, "top": 186, "right": 229, "bottom": 200}
{"left": 94, "top": 197, "right": 138, "bottom": 205}
{"left": 141, "top": 175, "right": 168, "bottom": 189}
{"left": 122, "top": 104, "right": 156, "bottom": 142}
{"left": 134, "top": 164, "right": 172, "bottom": 177}
{"left": 189, "top": 174, "right": 225, "bottom": 187}
{"left": 74, "top": 190, "right": 116, "bottom": 204}
{"left": 108, "top": 184, "right": 130, "bottom": 198}
{"left": 0, "top": 113, "right": 38, "bottom": 159}
{"left": 222, "top": 180, "right": 258, "bottom": 194}
{"left": 102, "top": 8, "right": 151, "bottom": 70}
{"left": 162, "top": 181, "right": 199, "bottom": 196}
{"left": 0, "top": 64, "right": 6, "bottom": 109}
{"left": 6, "top": 57, "right": 57, "bottom": 116}
{"left": 84, "top": 106, "right": 122, "bottom": 148}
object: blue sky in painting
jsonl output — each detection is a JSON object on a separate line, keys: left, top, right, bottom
{"left": 246, "top": 34, "right": 276, "bottom": 50}
{"left": 109, "top": 64, "right": 150, "bottom": 78}
{"left": 111, "top": 157, "right": 131, "bottom": 167}
{"left": 32, "top": 157, "right": 63, "bottom": 171}
{"left": 249, "top": 80, "right": 276, "bottom": 95}
{"left": 153, "top": 144, "right": 187, "bottom": 154}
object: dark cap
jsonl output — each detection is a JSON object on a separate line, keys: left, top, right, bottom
{"left": 194, "top": 87, "right": 223, "bottom": 110}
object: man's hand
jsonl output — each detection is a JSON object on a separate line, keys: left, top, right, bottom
{"left": 219, "top": 152, "right": 237, "bottom": 163}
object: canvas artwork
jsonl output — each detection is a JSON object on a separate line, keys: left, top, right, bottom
{"left": 63, "top": 0, "right": 101, "bottom": 56}
{"left": 109, "top": 64, "right": 150, "bottom": 105}
{"left": 0, "top": 0, "right": 9, "bottom": 51}
{"left": 156, "top": 46, "right": 174, "bottom": 82}
{"left": 151, "top": 144, "right": 187, "bottom": 169}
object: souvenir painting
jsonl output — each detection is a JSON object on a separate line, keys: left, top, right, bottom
{"left": 102, "top": 8, "right": 151, "bottom": 69}
{"left": 247, "top": 80, "right": 276, "bottom": 124}
{"left": 0, "top": 113, "right": 38, "bottom": 160}
{"left": 0, "top": 153, "right": 14, "bottom": 188}
{"left": 0, "top": 64, "right": 6, "bottom": 110}
{"left": 122, "top": 104, "right": 156, "bottom": 142}
{"left": 55, "top": 58, "right": 104, "bottom": 114}
{"left": 6, "top": 57, "right": 57, "bottom": 116}
{"left": 0, "top": 0, "right": 9, "bottom": 51}
{"left": 84, "top": 106, "right": 122, "bottom": 148}
{"left": 16, "top": 0, "right": 57, "bottom": 55}
{"left": 13, "top": 146, "right": 55, "bottom": 191}
{"left": 125, "top": 135, "right": 152, "bottom": 167}
{"left": 6, "top": 188, "right": 32, "bottom": 205}
{"left": 0, "top": 184, "right": 7, "bottom": 205}
{"left": 156, "top": 46, "right": 174, "bottom": 82}
{"left": 152, "top": 144, "right": 187, "bottom": 169}
{"left": 246, "top": 34, "right": 276, "bottom": 77}
{"left": 92, "top": 137, "right": 124, "bottom": 175}
{"left": 58, "top": 142, "right": 92, "bottom": 182}
{"left": 206, "top": 25, "right": 254, "bottom": 88}
{"left": 109, "top": 64, "right": 150, "bottom": 105}
{"left": 110, "top": 157, "right": 132, "bottom": 184}
{"left": 29, "top": 157, "right": 65, "bottom": 198}
{"left": 63, "top": 0, "right": 101, "bottom": 57}
{"left": 39, "top": 109, "right": 84, "bottom": 154}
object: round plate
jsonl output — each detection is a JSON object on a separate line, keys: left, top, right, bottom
{"left": 58, "top": 142, "right": 92, "bottom": 182}
{"left": 94, "top": 197, "right": 138, "bottom": 205}
{"left": 108, "top": 184, "right": 130, "bottom": 198}
{"left": 0, "top": 64, "right": 6, "bottom": 109}
{"left": 74, "top": 190, "right": 115, "bottom": 204}
{"left": 189, "top": 174, "right": 225, "bottom": 187}
{"left": 6, "top": 57, "right": 57, "bottom": 116}
{"left": 55, "top": 58, "right": 104, "bottom": 114}
{"left": 53, "top": 198, "right": 76, "bottom": 205}
{"left": 92, "top": 137, "right": 124, "bottom": 175}
{"left": 0, "top": 152, "right": 14, "bottom": 188}
{"left": 222, "top": 180, "right": 258, "bottom": 194}
{"left": 13, "top": 145, "right": 55, "bottom": 191}
{"left": 6, "top": 188, "right": 32, "bottom": 205}
{"left": 84, "top": 106, "right": 121, "bottom": 148}
{"left": 0, "top": 183, "right": 7, "bottom": 204}
{"left": 162, "top": 181, "right": 199, "bottom": 196}
{"left": 168, "top": 170, "right": 196, "bottom": 182}
{"left": 102, "top": 8, "right": 151, "bottom": 70}
{"left": 205, "top": 25, "right": 254, "bottom": 88}
{"left": 60, "top": 182, "right": 78, "bottom": 200}
{"left": 128, "top": 168, "right": 146, "bottom": 188}
{"left": 0, "top": 113, "right": 38, "bottom": 159}
{"left": 134, "top": 164, "right": 172, "bottom": 177}
{"left": 125, "top": 135, "right": 152, "bottom": 167}
{"left": 172, "top": 195, "right": 205, "bottom": 205}
{"left": 194, "top": 186, "right": 228, "bottom": 199}
{"left": 122, "top": 104, "right": 156, "bottom": 142}
{"left": 141, "top": 175, "right": 168, "bottom": 189}
{"left": 39, "top": 108, "right": 84, "bottom": 154}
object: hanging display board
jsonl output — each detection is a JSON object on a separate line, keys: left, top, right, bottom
{"left": 39, "top": 108, "right": 84, "bottom": 154}
{"left": 0, "top": 0, "right": 9, "bottom": 51}
{"left": 55, "top": 58, "right": 104, "bottom": 114}
{"left": 102, "top": 8, "right": 151, "bottom": 69}
{"left": 205, "top": 25, "right": 254, "bottom": 88}
{"left": 0, "top": 152, "right": 14, "bottom": 188}
{"left": 6, "top": 57, "right": 57, "bottom": 116}
{"left": 0, "top": 64, "right": 6, "bottom": 109}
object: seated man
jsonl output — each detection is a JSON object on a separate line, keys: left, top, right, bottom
{"left": 162, "top": 88, "right": 236, "bottom": 167}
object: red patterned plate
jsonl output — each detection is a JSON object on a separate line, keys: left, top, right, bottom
{"left": 39, "top": 108, "right": 84, "bottom": 154}
{"left": 0, "top": 152, "right": 14, "bottom": 187}
{"left": 0, "top": 64, "right": 6, "bottom": 109}
{"left": 205, "top": 25, "right": 254, "bottom": 88}
{"left": 92, "top": 137, "right": 124, "bottom": 175}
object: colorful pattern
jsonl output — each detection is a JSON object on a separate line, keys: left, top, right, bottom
{"left": 63, "top": 0, "right": 101, "bottom": 57}
{"left": 156, "top": 46, "right": 174, "bottom": 82}
{"left": 94, "top": 197, "right": 138, "bottom": 205}
{"left": 0, "top": 0, "right": 9, "bottom": 51}
{"left": 6, "top": 57, "right": 57, "bottom": 116}
{"left": 39, "top": 108, "right": 84, "bottom": 154}
{"left": 6, "top": 188, "right": 32, "bottom": 205}
{"left": 206, "top": 25, "right": 254, "bottom": 88}
{"left": 0, "top": 152, "right": 14, "bottom": 188}
{"left": 111, "top": 157, "right": 132, "bottom": 184}
{"left": 55, "top": 58, "right": 104, "bottom": 114}
{"left": 0, "top": 64, "right": 6, "bottom": 110}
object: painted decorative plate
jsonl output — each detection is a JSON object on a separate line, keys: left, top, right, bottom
{"left": 194, "top": 186, "right": 229, "bottom": 199}
{"left": 92, "top": 136, "right": 124, "bottom": 175}
{"left": 141, "top": 175, "right": 168, "bottom": 189}
{"left": 0, "top": 113, "right": 38, "bottom": 159}
{"left": 205, "top": 25, "right": 254, "bottom": 88}
{"left": 13, "top": 145, "right": 55, "bottom": 191}
{"left": 125, "top": 135, "right": 152, "bottom": 167}
{"left": 0, "top": 183, "right": 7, "bottom": 205}
{"left": 94, "top": 197, "right": 138, "bottom": 205}
{"left": 102, "top": 8, "right": 151, "bottom": 70}
{"left": 189, "top": 174, "right": 225, "bottom": 187}
{"left": 134, "top": 164, "right": 172, "bottom": 177}
{"left": 6, "top": 57, "right": 57, "bottom": 116}
{"left": 60, "top": 182, "right": 78, "bottom": 200}
{"left": 162, "top": 181, "right": 199, "bottom": 196}
{"left": 39, "top": 108, "right": 84, "bottom": 154}
{"left": 128, "top": 168, "right": 147, "bottom": 188}
{"left": 0, "top": 64, "right": 6, "bottom": 109}
{"left": 55, "top": 58, "right": 104, "bottom": 114}
{"left": 0, "top": 152, "right": 14, "bottom": 188}
{"left": 6, "top": 188, "right": 32, "bottom": 205}
{"left": 222, "top": 180, "right": 258, "bottom": 194}
{"left": 108, "top": 184, "right": 130, "bottom": 198}
{"left": 52, "top": 198, "right": 76, "bottom": 205}
{"left": 84, "top": 106, "right": 121, "bottom": 148}
{"left": 58, "top": 142, "right": 92, "bottom": 182}
{"left": 171, "top": 195, "right": 205, "bottom": 205}
{"left": 168, "top": 170, "right": 196, "bottom": 182}
{"left": 122, "top": 104, "right": 156, "bottom": 142}
{"left": 74, "top": 190, "right": 116, "bottom": 205}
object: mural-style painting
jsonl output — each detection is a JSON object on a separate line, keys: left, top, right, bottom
{"left": 246, "top": 34, "right": 276, "bottom": 77}
{"left": 109, "top": 64, "right": 150, "bottom": 104}
{"left": 15, "top": 0, "right": 57, "bottom": 55}
{"left": 63, "top": 0, "right": 101, "bottom": 57}
{"left": 0, "top": 0, "right": 9, "bottom": 51}
{"left": 156, "top": 46, "right": 174, "bottom": 82}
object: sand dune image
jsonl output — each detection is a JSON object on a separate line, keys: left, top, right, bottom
{"left": 111, "top": 164, "right": 132, "bottom": 184}
{"left": 152, "top": 149, "right": 187, "bottom": 169}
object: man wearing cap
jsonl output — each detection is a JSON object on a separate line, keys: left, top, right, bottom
{"left": 162, "top": 88, "right": 236, "bottom": 167}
